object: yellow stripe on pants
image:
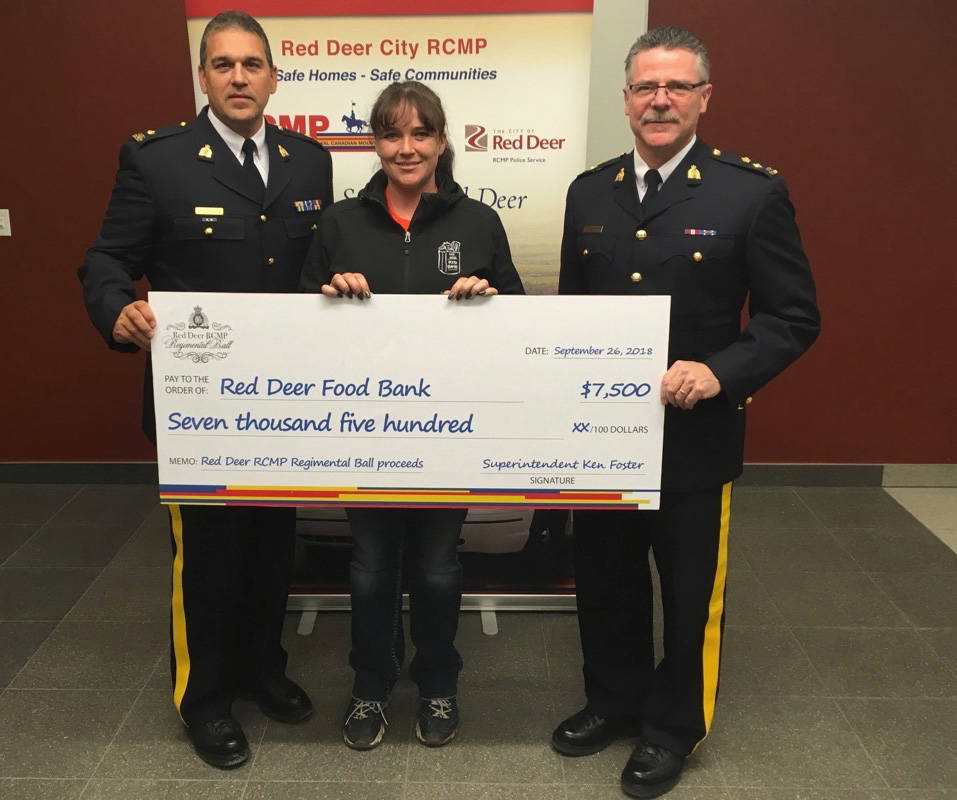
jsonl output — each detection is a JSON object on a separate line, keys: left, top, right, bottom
{"left": 169, "top": 504, "right": 191, "bottom": 722}
{"left": 695, "top": 481, "right": 732, "bottom": 750}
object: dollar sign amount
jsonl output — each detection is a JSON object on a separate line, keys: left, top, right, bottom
{"left": 580, "top": 381, "right": 652, "bottom": 400}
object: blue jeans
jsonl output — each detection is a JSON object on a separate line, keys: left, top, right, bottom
{"left": 346, "top": 508, "right": 466, "bottom": 700}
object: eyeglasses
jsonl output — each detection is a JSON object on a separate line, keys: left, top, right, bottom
{"left": 627, "top": 80, "right": 708, "bottom": 99}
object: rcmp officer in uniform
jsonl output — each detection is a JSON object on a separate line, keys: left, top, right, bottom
{"left": 551, "top": 27, "right": 819, "bottom": 797}
{"left": 79, "top": 10, "right": 333, "bottom": 769}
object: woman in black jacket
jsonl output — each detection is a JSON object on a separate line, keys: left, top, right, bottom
{"left": 301, "top": 81, "right": 524, "bottom": 750}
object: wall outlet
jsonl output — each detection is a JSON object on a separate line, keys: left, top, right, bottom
{"left": 0, "top": 209, "right": 10, "bottom": 237}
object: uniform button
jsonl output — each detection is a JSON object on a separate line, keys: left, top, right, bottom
{"left": 311, "top": 224, "right": 317, "bottom": 231}
{"left": 741, "top": 156, "right": 751, "bottom": 163}
{"left": 266, "top": 257, "right": 275, "bottom": 265}
{"left": 746, "top": 396, "right": 753, "bottom": 405}
{"left": 630, "top": 272, "right": 642, "bottom": 283}
{"left": 203, "top": 227, "right": 213, "bottom": 236}
{"left": 146, "top": 129, "right": 155, "bottom": 135}
{"left": 582, "top": 248, "right": 589, "bottom": 256}
{"left": 260, "top": 214, "right": 267, "bottom": 222}
{"left": 693, "top": 251, "right": 703, "bottom": 262}
{"left": 179, "top": 121, "right": 186, "bottom": 127}
{"left": 635, "top": 229, "right": 647, "bottom": 240}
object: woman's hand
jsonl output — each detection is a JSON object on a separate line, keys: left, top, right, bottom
{"left": 321, "top": 273, "right": 371, "bottom": 299}
{"left": 445, "top": 276, "right": 497, "bottom": 300}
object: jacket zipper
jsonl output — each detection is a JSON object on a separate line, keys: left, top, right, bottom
{"left": 402, "top": 229, "right": 411, "bottom": 288}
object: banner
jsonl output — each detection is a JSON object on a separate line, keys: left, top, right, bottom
{"left": 185, "top": 0, "right": 594, "bottom": 293}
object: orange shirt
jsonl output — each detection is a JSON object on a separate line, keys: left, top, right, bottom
{"left": 384, "top": 187, "right": 411, "bottom": 231}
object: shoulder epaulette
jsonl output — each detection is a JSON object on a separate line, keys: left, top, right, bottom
{"left": 129, "top": 119, "right": 192, "bottom": 147}
{"left": 275, "top": 125, "right": 329, "bottom": 151}
{"left": 574, "top": 152, "right": 629, "bottom": 182}
{"left": 709, "top": 146, "right": 779, "bottom": 177}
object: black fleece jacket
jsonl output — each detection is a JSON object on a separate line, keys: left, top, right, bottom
{"left": 300, "top": 170, "right": 524, "bottom": 295}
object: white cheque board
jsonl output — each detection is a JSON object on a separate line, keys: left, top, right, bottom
{"left": 150, "top": 293, "right": 670, "bottom": 509}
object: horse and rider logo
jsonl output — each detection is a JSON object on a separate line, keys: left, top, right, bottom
{"left": 341, "top": 105, "right": 368, "bottom": 133}
{"left": 314, "top": 102, "right": 374, "bottom": 151}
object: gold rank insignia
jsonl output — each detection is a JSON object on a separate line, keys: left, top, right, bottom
{"left": 687, "top": 164, "right": 702, "bottom": 182}
{"left": 197, "top": 144, "right": 213, "bottom": 160}
{"left": 614, "top": 167, "right": 625, "bottom": 183}
{"left": 278, "top": 144, "right": 290, "bottom": 160}
{"left": 131, "top": 132, "right": 146, "bottom": 142}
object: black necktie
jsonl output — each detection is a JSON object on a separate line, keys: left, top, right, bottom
{"left": 641, "top": 168, "right": 661, "bottom": 214}
{"left": 242, "top": 138, "right": 265, "bottom": 198}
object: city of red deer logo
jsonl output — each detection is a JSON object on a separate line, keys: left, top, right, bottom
{"left": 464, "top": 124, "right": 488, "bottom": 152}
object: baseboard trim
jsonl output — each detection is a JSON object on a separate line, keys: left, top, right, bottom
{"left": 0, "top": 462, "right": 159, "bottom": 484}
{"left": 4, "top": 462, "right": 953, "bottom": 487}
{"left": 736, "top": 464, "right": 884, "bottom": 487}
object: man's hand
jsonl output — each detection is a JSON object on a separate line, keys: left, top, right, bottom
{"left": 660, "top": 360, "right": 721, "bottom": 410}
{"left": 445, "top": 275, "right": 497, "bottom": 300}
{"left": 321, "top": 272, "right": 371, "bottom": 299}
{"left": 113, "top": 300, "right": 156, "bottom": 350}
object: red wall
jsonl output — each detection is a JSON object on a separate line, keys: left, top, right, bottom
{"left": 0, "top": 0, "right": 953, "bottom": 462}
{"left": 0, "top": 1, "right": 193, "bottom": 460}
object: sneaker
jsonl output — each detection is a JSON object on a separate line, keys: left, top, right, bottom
{"left": 415, "top": 696, "right": 459, "bottom": 747}
{"left": 342, "top": 697, "right": 388, "bottom": 750}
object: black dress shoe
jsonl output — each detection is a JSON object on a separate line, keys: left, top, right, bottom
{"left": 551, "top": 707, "right": 637, "bottom": 756}
{"left": 241, "top": 676, "right": 314, "bottom": 723}
{"left": 186, "top": 716, "right": 249, "bottom": 769}
{"left": 620, "top": 740, "right": 685, "bottom": 798}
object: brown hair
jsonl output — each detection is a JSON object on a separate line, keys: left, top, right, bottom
{"left": 369, "top": 81, "right": 454, "bottom": 181}
{"left": 199, "top": 10, "right": 273, "bottom": 68}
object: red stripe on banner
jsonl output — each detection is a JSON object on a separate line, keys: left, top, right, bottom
{"left": 186, "top": 0, "right": 592, "bottom": 17}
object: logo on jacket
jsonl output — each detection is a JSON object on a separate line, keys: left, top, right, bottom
{"left": 163, "top": 305, "right": 234, "bottom": 363}
{"left": 437, "top": 241, "right": 461, "bottom": 275}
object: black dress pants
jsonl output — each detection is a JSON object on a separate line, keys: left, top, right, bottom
{"left": 572, "top": 483, "right": 732, "bottom": 755}
{"left": 167, "top": 504, "right": 296, "bottom": 724}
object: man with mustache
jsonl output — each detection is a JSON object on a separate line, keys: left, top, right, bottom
{"left": 79, "top": 10, "right": 332, "bottom": 769}
{"left": 551, "top": 26, "right": 819, "bottom": 798}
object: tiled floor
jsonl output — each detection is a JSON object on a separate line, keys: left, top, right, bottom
{"left": 1, "top": 483, "right": 956, "bottom": 799}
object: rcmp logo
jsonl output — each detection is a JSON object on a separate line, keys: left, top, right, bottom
{"left": 437, "top": 241, "right": 461, "bottom": 275}
{"left": 188, "top": 306, "right": 209, "bottom": 329}
{"left": 163, "top": 305, "right": 234, "bottom": 363}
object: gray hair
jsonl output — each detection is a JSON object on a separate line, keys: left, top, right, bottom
{"left": 199, "top": 10, "right": 273, "bottom": 68}
{"left": 624, "top": 26, "right": 710, "bottom": 82}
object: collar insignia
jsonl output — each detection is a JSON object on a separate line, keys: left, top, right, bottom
{"left": 278, "top": 144, "right": 290, "bottom": 160}
{"left": 614, "top": 167, "right": 625, "bottom": 183}
{"left": 197, "top": 144, "right": 213, "bottom": 160}
{"left": 687, "top": 164, "right": 702, "bottom": 183}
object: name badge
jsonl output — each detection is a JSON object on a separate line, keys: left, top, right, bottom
{"left": 195, "top": 206, "right": 224, "bottom": 216}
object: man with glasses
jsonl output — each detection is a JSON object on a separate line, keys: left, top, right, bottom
{"left": 552, "top": 26, "right": 819, "bottom": 798}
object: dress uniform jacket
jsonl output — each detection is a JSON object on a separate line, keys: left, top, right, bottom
{"left": 80, "top": 106, "right": 333, "bottom": 438}
{"left": 559, "top": 137, "right": 820, "bottom": 490}
{"left": 78, "top": 106, "right": 333, "bottom": 724}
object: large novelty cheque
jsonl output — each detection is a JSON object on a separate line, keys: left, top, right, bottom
{"left": 151, "top": 293, "right": 670, "bottom": 509}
